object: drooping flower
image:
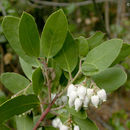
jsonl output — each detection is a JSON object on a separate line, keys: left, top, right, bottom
{"left": 74, "top": 98, "right": 82, "bottom": 111}
{"left": 83, "top": 95, "right": 90, "bottom": 107}
{"left": 67, "top": 84, "right": 77, "bottom": 97}
{"left": 77, "top": 85, "right": 86, "bottom": 100}
{"left": 97, "top": 89, "right": 107, "bottom": 102}
{"left": 91, "top": 95, "right": 99, "bottom": 108}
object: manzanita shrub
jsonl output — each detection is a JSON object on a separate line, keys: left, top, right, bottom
{"left": 0, "top": 9, "right": 129, "bottom": 130}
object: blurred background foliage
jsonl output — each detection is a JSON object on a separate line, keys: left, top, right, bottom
{"left": 0, "top": 0, "right": 130, "bottom": 129}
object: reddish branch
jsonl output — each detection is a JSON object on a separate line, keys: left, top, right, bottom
{"left": 33, "top": 95, "right": 58, "bottom": 130}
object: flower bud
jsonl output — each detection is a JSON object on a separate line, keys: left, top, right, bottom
{"left": 55, "top": 98, "right": 62, "bottom": 106}
{"left": 74, "top": 125, "right": 80, "bottom": 130}
{"left": 97, "top": 89, "right": 107, "bottom": 102}
{"left": 61, "top": 96, "right": 68, "bottom": 104}
{"left": 67, "top": 84, "right": 77, "bottom": 97}
{"left": 59, "top": 125, "right": 69, "bottom": 130}
{"left": 91, "top": 95, "right": 99, "bottom": 108}
{"left": 74, "top": 98, "right": 82, "bottom": 111}
{"left": 77, "top": 86, "right": 86, "bottom": 99}
{"left": 87, "top": 88, "right": 94, "bottom": 97}
{"left": 83, "top": 95, "right": 89, "bottom": 107}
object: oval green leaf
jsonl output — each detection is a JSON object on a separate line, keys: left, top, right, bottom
{"left": 54, "top": 32, "right": 78, "bottom": 72}
{"left": 87, "top": 31, "right": 105, "bottom": 50}
{"left": 2, "top": 16, "right": 37, "bottom": 66}
{"left": 0, "top": 72, "right": 30, "bottom": 94}
{"left": 32, "top": 67, "right": 44, "bottom": 95}
{"left": 19, "top": 12, "right": 40, "bottom": 57}
{"left": 82, "top": 39, "right": 123, "bottom": 76}
{"left": 76, "top": 36, "right": 89, "bottom": 57}
{"left": 92, "top": 67, "right": 127, "bottom": 93}
{"left": 41, "top": 9, "right": 68, "bottom": 58}
{"left": 0, "top": 95, "right": 39, "bottom": 124}
{"left": 19, "top": 58, "right": 33, "bottom": 80}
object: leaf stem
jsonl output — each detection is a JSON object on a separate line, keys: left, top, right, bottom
{"left": 12, "top": 83, "right": 32, "bottom": 97}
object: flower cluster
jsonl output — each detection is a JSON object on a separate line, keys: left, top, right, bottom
{"left": 52, "top": 118, "right": 80, "bottom": 130}
{"left": 67, "top": 84, "right": 107, "bottom": 111}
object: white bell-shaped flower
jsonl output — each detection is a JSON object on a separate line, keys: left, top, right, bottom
{"left": 87, "top": 88, "right": 94, "bottom": 97}
{"left": 68, "top": 98, "right": 74, "bottom": 107}
{"left": 91, "top": 95, "right": 99, "bottom": 108}
{"left": 74, "top": 125, "right": 80, "bottom": 130}
{"left": 52, "top": 118, "right": 62, "bottom": 128}
{"left": 77, "top": 85, "right": 86, "bottom": 99}
{"left": 74, "top": 98, "right": 82, "bottom": 111}
{"left": 69, "top": 91, "right": 77, "bottom": 101}
{"left": 83, "top": 95, "right": 89, "bottom": 107}
{"left": 59, "top": 124, "right": 69, "bottom": 130}
{"left": 97, "top": 89, "right": 107, "bottom": 102}
{"left": 67, "top": 84, "right": 77, "bottom": 97}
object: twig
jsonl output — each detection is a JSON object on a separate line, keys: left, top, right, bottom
{"left": 38, "top": 95, "right": 44, "bottom": 113}
{"left": 30, "top": 0, "right": 116, "bottom": 7}
{"left": 51, "top": 104, "right": 65, "bottom": 111}
{"left": 41, "top": 60, "right": 51, "bottom": 103}
{"left": 105, "top": 0, "right": 110, "bottom": 38}
{"left": 12, "top": 83, "right": 32, "bottom": 97}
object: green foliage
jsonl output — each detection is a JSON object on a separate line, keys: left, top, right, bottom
{"left": 0, "top": 73, "right": 30, "bottom": 94}
{"left": 92, "top": 67, "right": 127, "bottom": 92}
{"left": 73, "top": 117, "right": 98, "bottom": 130}
{"left": 66, "top": 106, "right": 87, "bottom": 119}
{"left": 1, "top": 9, "right": 129, "bottom": 130}
{"left": 19, "top": 58, "right": 33, "bottom": 80}
{"left": 2, "top": 16, "right": 37, "bottom": 66}
{"left": 44, "top": 126, "right": 57, "bottom": 130}
{"left": 82, "top": 39, "right": 123, "bottom": 76}
{"left": 32, "top": 67, "right": 44, "bottom": 95}
{"left": 87, "top": 31, "right": 105, "bottom": 49}
{"left": 19, "top": 12, "right": 40, "bottom": 57}
{"left": 76, "top": 36, "right": 89, "bottom": 57}
{"left": 0, "top": 95, "right": 39, "bottom": 123}
{"left": 54, "top": 32, "right": 78, "bottom": 72}
{"left": 41, "top": 9, "right": 68, "bottom": 58}
{"left": 16, "top": 115, "right": 33, "bottom": 130}
{"left": 0, "top": 91, "right": 6, "bottom": 104}
{"left": 112, "top": 43, "right": 130, "bottom": 65}
{"left": 0, "top": 124, "right": 10, "bottom": 130}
